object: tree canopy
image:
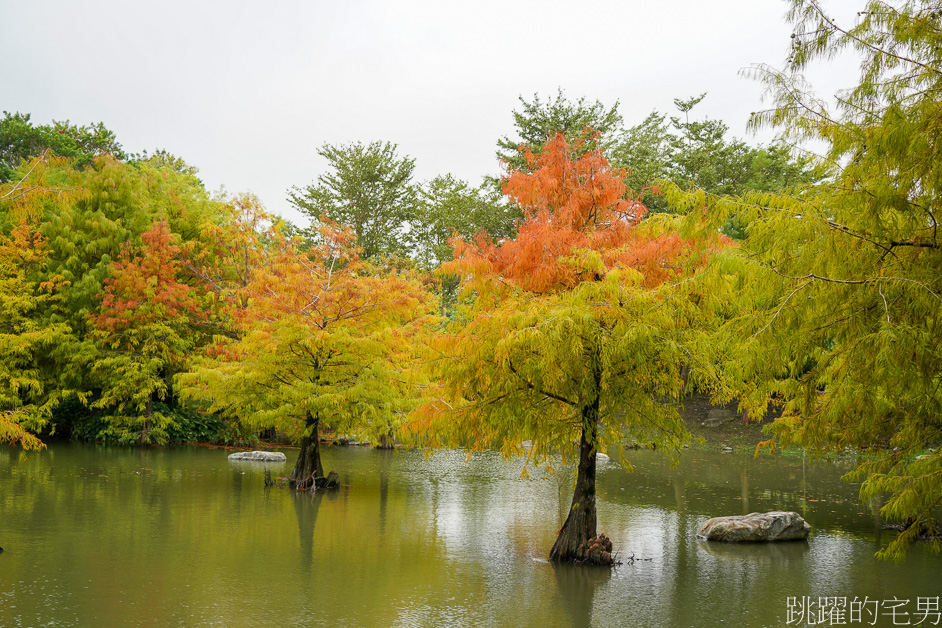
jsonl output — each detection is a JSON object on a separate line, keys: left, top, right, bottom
{"left": 411, "top": 133, "right": 730, "bottom": 562}
{"left": 180, "top": 219, "right": 437, "bottom": 486}
{"left": 287, "top": 141, "right": 418, "bottom": 260}
{"left": 0, "top": 112, "right": 125, "bottom": 183}
{"left": 496, "top": 89, "right": 623, "bottom": 173}
{"left": 668, "top": 0, "right": 942, "bottom": 561}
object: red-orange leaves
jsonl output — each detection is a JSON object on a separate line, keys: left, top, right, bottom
{"left": 447, "top": 132, "right": 693, "bottom": 294}
{"left": 92, "top": 220, "right": 203, "bottom": 345}
{"left": 503, "top": 132, "right": 645, "bottom": 232}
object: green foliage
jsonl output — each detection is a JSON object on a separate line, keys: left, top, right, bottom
{"left": 415, "top": 133, "right": 728, "bottom": 466}
{"left": 668, "top": 0, "right": 942, "bottom": 561}
{"left": 0, "top": 111, "right": 125, "bottom": 183}
{"left": 287, "top": 141, "right": 419, "bottom": 259}
{"left": 0, "top": 204, "right": 80, "bottom": 449}
{"left": 496, "top": 89, "right": 623, "bottom": 174}
{"left": 60, "top": 398, "right": 251, "bottom": 445}
{"left": 40, "top": 156, "right": 150, "bottom": 326}
{"left": 87, "top": 220, "right": 205, "bottom": 444}
{"left": 494, "top": 92, "right": 816, "bottom": 233}
{"left": 179, "top": 220, "right": 438, "bottom": 448}
{"left": 611, "top": 95, "right": 819, "bottom": 224}
{"left": 612, "top": 111, "right": 674, "bottom": 212}
{"left": 418, "top": 274, "right": 711, "bottom": 461}
{"left": 411, "top": 174, "right": 520, "bottom": 269}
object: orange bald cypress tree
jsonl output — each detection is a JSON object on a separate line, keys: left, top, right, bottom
{"left": 180, "top": 219, "right": 437, "bottom": 488}
{"left": 411, "top": 133, "right": 729, "bottom": 563}
{"left": 88, "top": 220, "right": 204, "bottom": 444}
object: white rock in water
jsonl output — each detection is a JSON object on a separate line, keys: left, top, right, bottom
{"left": 596, "top": 452, "right": 610, "bottom": 460}
{"left": 227, "top": 451, "right": 287, "bottom": 462}
{"left": 697, "top": 511, "right": 810, "bottom": 542}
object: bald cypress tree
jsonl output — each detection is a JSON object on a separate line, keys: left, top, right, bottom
{"left": 668, "top": 0, "right": 942, "bottom": 561}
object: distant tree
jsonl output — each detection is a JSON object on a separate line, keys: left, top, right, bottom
{"left": 496, "top": 89, "right": 622, "bottom": 173}
{"left": 613, "top": 95, "right": 818, "bottom": 236}
{"left": 0, "top": 112, "right": 125, "bottom": 182}
{"left": 287, "top": 141, "right": 419, "bottom": 259}
{"left": 410, "top": 174, "right": 520, "bottom": 269}
{"left": 610, "top": 111, "right": 674, "bottom": 212}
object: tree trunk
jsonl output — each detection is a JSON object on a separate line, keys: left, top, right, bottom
{"left": 549, "top": 404, "right": 599, "bottom": 562}
{"left": 290, "top": 412, "right": 325, "bottom": 490}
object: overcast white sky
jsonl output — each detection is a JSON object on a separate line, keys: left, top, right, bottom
{"left": 2, "top": 0, "right": 861, "bottom": 224}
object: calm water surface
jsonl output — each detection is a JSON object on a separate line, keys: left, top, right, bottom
{"left": 1, "top": 443, "right": 940, "bottom": 627}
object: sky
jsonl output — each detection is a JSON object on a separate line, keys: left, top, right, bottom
{"left": 2, "top": 0, "right": 862, "bottom": 224}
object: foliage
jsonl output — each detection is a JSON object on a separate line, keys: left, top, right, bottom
{"left": 0, "top": 154, "right": 87, "bottom": 450}
{"left": 87, "top": 220, "right": 205, "bottom": 444}
{"left": 411, "top": 133, "right": 729, "bottom": 561}
{"left": 179, "top": 217, "right": 437, "bottom": 478}
{"left": 612, "top": 111, "right": 674, "bottom": 212}
{"left": 0, "top": 111, "right": 125, "bottom": 183}
{"left": 0, "top": 146, "right": 237, "bottom": 446}
{"left": 496, "top": 89, "right": 623, "bottom": 175}
{"left": 668, "top": 0, "right": 942, "bottom": 561}
{"left": 287, "top": 141, "right": 419, "bottom": 259}
{"left": 611, "top": 95, "right": 819, "bottom": 223}
{"left": 0, "top": 218, "right": 74, "bottom": 449}
{"left": 410, "top": 174, "right": 520, "bottom": 270}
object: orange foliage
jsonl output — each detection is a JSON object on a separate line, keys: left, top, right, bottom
{"left": 447, "top": 132, "right": 703, "bottom": 293}
{"left": 92, "top": 220, "right": 203, "bottom": 337}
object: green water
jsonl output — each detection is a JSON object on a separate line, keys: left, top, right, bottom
{"left": 1, "top": 443, "right": 939, "bottom": 627}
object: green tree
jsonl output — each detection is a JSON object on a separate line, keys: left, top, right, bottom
{"left": 669, "top": 0, "right": 942, "bottom": 561}
{"left": 0, "top": 221, "right": 74, "bottom": 449}
{"left": 410, "top": 174, "right": 520, "bottom": 270}
{"left": 610, "top": 111, "right": 674, "bottom": 212}
{"left": 615, "top": 95, "right": 818, "bottom": 236}
{"left": 0, "top": 112, "right": 125, "bottom": 183}
{"left": 411, "top": 134, "right": 729, "bottom": 563}
{"left": 287, "top": 141, "right": 418, "bottom": 259}
{"left": 0, "top": 153, "right": 90, "bottom": 449}
{"left": 496, "top": 89, "right": 623, "bottom": 173}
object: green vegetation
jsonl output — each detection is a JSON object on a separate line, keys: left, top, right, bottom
{"left": 667, "top": 0, "right": 942, "bottom": 561}
{"left": 2, "top": 0, "right": 940, "bottom": 564}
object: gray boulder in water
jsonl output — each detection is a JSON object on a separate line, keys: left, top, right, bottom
{"left": 227, "top": 451, "right": 287, "bottom": 462}
{"left": 697, "top": 511, "right": 810, "bottom": 542}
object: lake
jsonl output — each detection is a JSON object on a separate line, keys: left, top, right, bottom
{"left": 1, "top": 443, "right": 939, "bottom": 626}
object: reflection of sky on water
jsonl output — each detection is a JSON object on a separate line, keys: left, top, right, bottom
{"left": 2, "top": 444, "right": 940, "bottom": 627}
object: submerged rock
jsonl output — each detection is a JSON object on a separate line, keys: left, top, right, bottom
{"left": 227, "top": 451, "right": 287, "bottom": 462}
{"left": 697, "top": 511, "right": 810, "bottom": 542}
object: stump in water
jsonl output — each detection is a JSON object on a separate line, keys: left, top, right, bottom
{"left": 575, "top": 534, "right": 615, "bottom": 565}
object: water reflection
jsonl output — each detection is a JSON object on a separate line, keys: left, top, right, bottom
{"left": 1, "top": 443, "right": 940, "bottom": 627}
{"left": 553, "top": 562, "right": 612, "bottom": 626}
{"left": 292, "top": 489, "right": 324, "bottom": 571}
